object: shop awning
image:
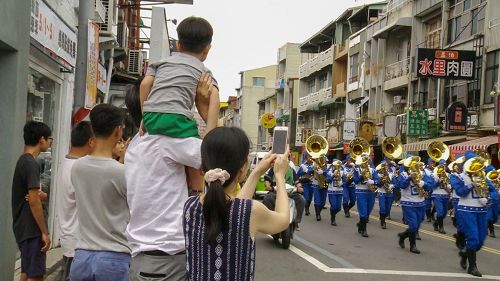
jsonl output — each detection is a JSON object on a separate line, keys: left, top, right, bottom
{"left": 373, "top": 17, "right": 412, "bottom": 39}
{"left": 449, "top": 136, "right": 498, "bottom": 156}
{"left": 305, "top": 102, "right": 321, "bottom": 112}
{"left": 403, "top": 135, "right": 466, "bottom": 152}
{"left": 320, "top": 98, "right": 343, "bottom": 108}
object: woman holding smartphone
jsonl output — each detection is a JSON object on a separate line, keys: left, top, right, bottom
{"left": 183, "top": 127, "right": 290, "bottom": 281}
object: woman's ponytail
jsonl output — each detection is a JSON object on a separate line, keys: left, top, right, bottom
{"left": 203, "top": 180, "right": 229, "bottom": 244}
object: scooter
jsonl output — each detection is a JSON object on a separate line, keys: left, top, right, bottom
{"left": 271, "top": 184, "right": 298, "bottom": 249}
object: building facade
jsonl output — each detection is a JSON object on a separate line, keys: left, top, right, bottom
{"left": 237, "top": 65, "right": 277, "bottom": 151}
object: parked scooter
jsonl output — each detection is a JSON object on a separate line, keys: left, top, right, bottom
{"left": 271, "top": 184, "right": 298, "bottom": 249}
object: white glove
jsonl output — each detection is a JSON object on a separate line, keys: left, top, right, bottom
{"left": 418, "top": 180, "right": 425, "bottom": 188}
{"left": 389, "top": 184, "right": 394, "bottom": 189}
{"left": 316, "top": 169, "right": 323, "bottom": 174}
{"left": 366, "top": 179, "right": 375, "bottom": 185}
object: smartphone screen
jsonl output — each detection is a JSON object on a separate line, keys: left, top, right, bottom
{"left": 272, "top": 128, "right": 288, "bottom": 154}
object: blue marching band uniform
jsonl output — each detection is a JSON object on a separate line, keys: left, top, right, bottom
{"left": 297, "top": 154, "right": 327, "bottom": 221}
{"left": 342, "top": 157, "right": 357, "bottom": 217}
{"left": 394, "top": 157, "right": 434, "bottom": 254}
{"left": 324, "top": 160, "right": 344, "bottom": 226}
{"left": 292, "top": 148, "right": 498, "bottom": 277}
{"left": 377, "top": 160, "right": 395, "bottom": 229}
{"left": 353, "top": 154, "right": 379, "bottom": 237}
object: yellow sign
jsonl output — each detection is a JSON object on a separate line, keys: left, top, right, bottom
{"left": 261, "top": 113, "right": 276, "bottom": 129}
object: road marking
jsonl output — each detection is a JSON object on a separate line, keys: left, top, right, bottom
{"left": 294, "top": 234, "right": 356, "bottom": 268}
{"left": 349, "top": 210, "right": 500, "bottom": 255}
{"left": 289, "top": 244, "right": 500, "bottom": 280}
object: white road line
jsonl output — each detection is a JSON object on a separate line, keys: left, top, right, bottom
{"left": 289, "top": 244, "right": 500, "bottom": 280}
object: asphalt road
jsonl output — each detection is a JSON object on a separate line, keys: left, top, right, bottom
{"left": 255, "top": 200, "right": 500, "bottom": 281}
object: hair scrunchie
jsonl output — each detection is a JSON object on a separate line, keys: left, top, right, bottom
{"left": 204, "top": 168, "right": 230, "bottom": 185}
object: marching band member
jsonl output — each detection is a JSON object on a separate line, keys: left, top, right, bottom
{"left": 450, "top": 155, "right": 466, "bottom": 250}
{"left": 311, "top": 156, "right": 328, "bottom": 221}
{"left": 395, "top": 156, "right": 434, "bottom": 254}
{"left": 424, "top": 159, "right": 436, "bottom": 222}
{"left": 298, "top": 153, "right": 315, "bottom": 216}
{"left": 431, "top": 159, "right": 451, "bottom": 234}
{"left": 342, "top": 156, "right": 356, "bottom": 218}
{"left": 325, "top": 159, "right": 343, "bottom": 226}
{"left": 486, "top": 168, "right": 499, "bottom": 238}
{"left": 353, "top": 154, "right": 379, "bottom": 237}
{"left": 452, "top": 151, "right": 495, "bottom": 277}
{"left": 376, "top": 160, "right": 395, "bottom": 229}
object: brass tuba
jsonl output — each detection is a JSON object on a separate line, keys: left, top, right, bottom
{"left": 404, "top": 156, "right": 428, "bottom": 198}
{"left": 487, "top": 169, "right": 500, "bottom": 191}
{"left": 382, "top": 137, "right": 403, "bottom": 160}
{"left": 376, "top": 163, "right": 393, "bottom": 193}
{"left": 474, "top": 149, "right": 491, "bottom": 166}
{"left": 349, "top": 137, "right": 371, "bottom": 160}
{"left": 428, "top": 141, "right": 450, "bottom": 193}
{"left": 306, "top": 134, "right": 329, "bottom": 188}
{"left": 464, "top": 157, "right": 490, "bottom": 200}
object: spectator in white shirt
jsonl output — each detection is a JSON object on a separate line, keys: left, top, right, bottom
{"left": 56, "top": 121, "right": 94, "bottom": 280}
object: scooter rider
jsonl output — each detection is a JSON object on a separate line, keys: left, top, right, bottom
{"left": 263, "top": 166, "right": 305, "bottom": 229}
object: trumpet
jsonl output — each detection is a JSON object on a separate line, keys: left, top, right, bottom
{"left": 306, "top": 134, "right": 329, "bottom": 188}
{"left": 376, "top": 163, "right": 393, "bottom": 193}
{"left": 487, "top": 169, "right": 500, "bottom": 191}
{"left": 464, "top": 157, "right": 490, "bottom": 202}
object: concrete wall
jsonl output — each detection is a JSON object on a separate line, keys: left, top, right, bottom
{"left": 239, "top": 65, "right": 277, "bottom": 150}
{"left": 0, "top": 0, "right": 31, "bottom": 278}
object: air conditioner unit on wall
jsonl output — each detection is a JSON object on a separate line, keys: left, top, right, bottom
{"left": 117, "top": 22, "right": 129, "bottom": 50}
{"left": 128, "top": 50, "right": 143, "bottom": 75}
{"left": 99, "top": 0, "right": 117, "bottom": 34}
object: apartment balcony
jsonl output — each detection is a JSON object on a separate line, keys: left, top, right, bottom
{"left": 424, "top": 32, "right": 441, "bottom": 49}
{"left": 299, "top": 61, "right": 309, "bottom": 79}
{"left": 384, "top": 57, "right": 410, "bottom": 91}
{"left": 318, "top": 46, "right": 334, "bottom": 70}
{"left": 334, "top": 40, "right": 348, "bottom": 61}
{"left": 310, "top": 91, "right": 320, "bottom": 104}
{"left": 298, "top": 95, "right": 310, "bottom": 113}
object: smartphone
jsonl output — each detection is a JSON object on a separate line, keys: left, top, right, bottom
{"left": 272, "top": 126, "right": 288, "bottom": 154}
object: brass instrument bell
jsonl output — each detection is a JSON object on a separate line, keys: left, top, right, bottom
{"left": 382, "top": 137, "right": 403, "bottom": 160}
{"left": 427, "top": 141, "right": 450, "bottom": 162}
{"left": 349, "top": 137, "right": 371, "bottom": 161}
{"left": 464, "top": 157, "right": 486, "bottom": 174}
{"left": 474, "top": 149, "right": 491, "bottom": 166}
{"left": 306, "top": 135, "right": 329, "bottom": 159}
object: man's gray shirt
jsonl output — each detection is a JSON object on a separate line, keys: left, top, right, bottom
{"left": 143, "top": 52, "right": 218, "bottom": 119}
{"left": 71, "top": 155, "right": 130, "bottom": 254}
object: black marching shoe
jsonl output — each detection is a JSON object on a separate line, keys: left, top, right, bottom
{"left": 398, "top": 230, "right": 408, "bottom": 249}
{"left": 415, "top": 231, "right": 421, "bottom": 240}
{"left": 357, "top": 221, "right": 362, "bottom": 234}
{"left": 409, "top": 232, "right": 421, "bottom": 254}
{"left": 343, "top": 204, "right": 350, "bottom": 218}
{"left": 330, "top": 210, "right": 337, "bottom": 226}
{"left": 459, "top": 249, "right": 467, "bottom": 270}
{"left": 315, "top": 205, "right": 322, "bottom": 221}
{"left": 360, "top": 218, "right": 369, "bottom": 237}
{"left": 488, "top": 221, "right": 496, "bottom": 238}
{"left": 426, "top": 209, "right": 432, "bottom": 222}
{"left": 380, "top": 214, "right": 387, "bottom": 229}
{"left": 305, "top": 201, "right": 311, "bottom": 216}
{"left": 433, "top": 220, "right": 439, "bottom": 231}
{"left": 466, "top": 249, "right": 482, "bottom": 277}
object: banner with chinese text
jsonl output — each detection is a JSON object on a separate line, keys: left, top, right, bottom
{"left": 406, "top": 110, "right": 428, "bottom": 136}
{"left": 416, "top": 48, "right": 475, "bottom": 80}
{"left": 85, "top": 20, "right": 99, "bottom": 109}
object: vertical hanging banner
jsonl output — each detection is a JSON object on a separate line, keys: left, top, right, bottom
{"left": 85, "top": 20, "right": 99, "bottom": 109}
{"left": 416, "top": 48, "right": 475, "bottom": 80}
{"left": 445, "top": 102, "right": 468, "bottom": 131}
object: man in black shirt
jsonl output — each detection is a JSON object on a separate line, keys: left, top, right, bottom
{"left": 12, "top": 121, "right": 52, "bottom": 280}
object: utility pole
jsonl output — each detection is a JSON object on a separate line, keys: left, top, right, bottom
{"left": 73, "top": 0, "right": 95, "bottom": 112}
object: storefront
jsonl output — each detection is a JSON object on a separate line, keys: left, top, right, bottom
{"left": 28, "top": 0, "right": 77, "bottom": 249}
